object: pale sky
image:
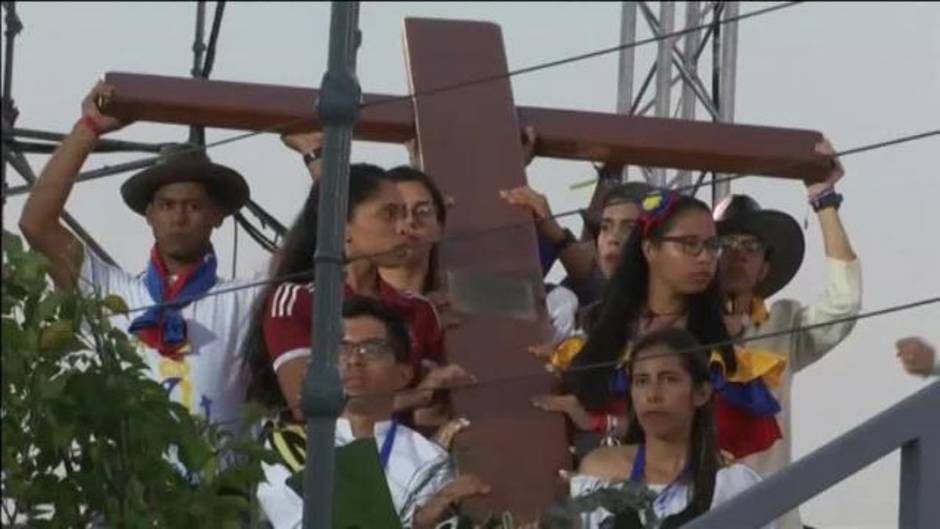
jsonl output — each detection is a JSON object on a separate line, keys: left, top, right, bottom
{"left": 3, "top": 3, "right": 939, "bottom": 527}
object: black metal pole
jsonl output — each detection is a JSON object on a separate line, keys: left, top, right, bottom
{"left": 189, "top": 1, "right": 207, "bottom": 146}
{"left": 10, "top": 127, "right": 166, "bottom": 151}
{"left": 4, "top": 155, "right": 160, "bottom": 197}
{"left": 301, "top": 2, "right": 361, "bottom": 528}
{"left": 2, "top": 1, "right": 23, "bottom": 216}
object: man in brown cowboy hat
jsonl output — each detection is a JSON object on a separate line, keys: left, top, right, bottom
{"left": 19, "top": 81, "right": 257, "bottom": 432}
{"left": 713, "top": 139, "right": 862, "bottom": 529}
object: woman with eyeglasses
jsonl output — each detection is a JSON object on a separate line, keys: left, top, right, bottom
{"left": 378, "top": 165, "right": 449, "bottom": 295}
{"left": 240, "top": 163, "right": 477, "bottom": 425}
{"left": 548, "top": 190, "right": 786, "bottom": 462}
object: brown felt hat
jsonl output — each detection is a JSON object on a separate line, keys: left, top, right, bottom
{"left": 714, "top": 194, "right": 805, "bottom": 299}
{"left": 120, "top": 143, "right": 249, "bottom": 216}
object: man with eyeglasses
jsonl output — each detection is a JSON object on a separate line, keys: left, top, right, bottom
{"left": 713, "top": 139, "right": 862, "bottom": 529}
{"left": 258, "top": 296, "right": 489, "bottom": 529}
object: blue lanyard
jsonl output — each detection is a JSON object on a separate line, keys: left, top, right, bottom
{"left": 629, "top": 443, "right": 688, "bottom": 506}
{"left": 378, "top": 421, "right": 398, "bottom": 471}
{"left": 629, "top": 443, "right": 646, "bottom": 483}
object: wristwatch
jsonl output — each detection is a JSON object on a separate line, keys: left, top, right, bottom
{"left": 302, "top": 149, "right": 322, "bottom": 166}
{"left": 810, "top": 189, "right": 843, "bottom": 212}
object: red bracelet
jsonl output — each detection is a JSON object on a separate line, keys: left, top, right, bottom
{"left": 590, "top": 412, "right": 607, "bottom": 433}
{"left": 78, "top": 115, "right": 104, "bottom": 137}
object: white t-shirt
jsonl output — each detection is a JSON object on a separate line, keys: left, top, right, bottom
{"left": 258, "top": 418, "right": 455, "bottom": 529}
{"left": 547, "top": 284, "right": 580, "bottom": 343}
{"left": 570, "top": 463, "right": 777, "bottom": 529}
{"left": 79, "top": 251, "right": 262, "bottom": 432}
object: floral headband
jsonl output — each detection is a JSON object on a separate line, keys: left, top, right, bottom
{"left": 638, "top": 190, "right": 681, "bottom": 238}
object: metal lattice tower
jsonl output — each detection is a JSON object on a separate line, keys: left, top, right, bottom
{"left": 0, "top": 1, "right": 286, "bottom": 270}
{"left": 615, "top": 1, "right": 740, "bottom": 206}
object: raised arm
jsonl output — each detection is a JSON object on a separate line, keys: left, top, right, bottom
{"left": 812, "top": 139, "right": 856, "bottom": 263}
{"left": 498, "top": 185, "right": 596, "bottom": 280}
{"left": 281, "top": 131, "right": 323, "bottom": 182}
{"left": 18, "top": 82, "right": 128, "bottom": 289}
{"left": 790, "top": 138, "right": 862, "bottom": 371}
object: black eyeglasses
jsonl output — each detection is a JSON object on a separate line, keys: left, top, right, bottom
{"left": 338, "top": 339, "right": 396, "bottom": 363}
{"left": 657, "top": 235, "right": 723, "bottom": 258}
{"left": 408, "top": 202, "right": 438, "bottom": 224}
{"left": 721, "top": 236, "right": 766, "bottom": 255}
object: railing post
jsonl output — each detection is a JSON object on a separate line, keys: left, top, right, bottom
{"left": 899, "top": 425, "right": 940, "bottom": 528}
{"left": 684, "top": 381, "right": 940, "bottom": 529}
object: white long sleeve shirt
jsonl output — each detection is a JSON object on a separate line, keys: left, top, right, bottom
{"left": 740, "top": 258, "right": 863, "bottom": 529}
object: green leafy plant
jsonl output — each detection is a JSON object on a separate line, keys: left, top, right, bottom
{"left": 441, "top": 480, "right": 658, "bottom": 529}
{"left": 539, "top": 480, "right": 660, "bottom": 529}
{"left": 1, "top": 230, "right": 274, "bottom": 528}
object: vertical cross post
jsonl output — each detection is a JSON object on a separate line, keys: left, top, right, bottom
{"left": 404, "top": 18, "right": 571, "bottom": 519}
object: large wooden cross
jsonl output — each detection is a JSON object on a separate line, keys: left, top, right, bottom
{"left": 102, "top": 18, "right": 827, "bottom": 519}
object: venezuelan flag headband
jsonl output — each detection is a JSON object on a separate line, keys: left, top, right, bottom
{"left": 638, "top": 190, "right": 681, "bottom": 239}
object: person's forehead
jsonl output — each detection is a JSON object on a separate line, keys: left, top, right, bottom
{"left": 153, "top": 181, "right": 211, "bottom": 200}
{"left": 395, "top": 181, "right": 433, "bottom": 201}
{"left": 632, "top": 349, "right": 685, "bottom": 373}
{"left": 602, "top": 201, "right": 640, "bottom": 220}
{"left": 725, "top": 230, "right": 763, "bottom": 242}
{"left": 665, "top": 209, "right": 715, "bottom": 235}
{"left": 342, "top": 315, "right": 389, "bottom": 340}
{"left": 362, "top": 182, "right": 405, "bottom": 207}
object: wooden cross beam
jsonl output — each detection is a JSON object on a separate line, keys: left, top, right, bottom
{"left": 102, "top": 80, "right": 831, "bottom": 181}
{"left": 101, "top": 17, "right": 828, "bottom": 521}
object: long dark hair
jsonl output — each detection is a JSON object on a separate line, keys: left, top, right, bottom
{"left": 384, "top": 165, "right": 447, "bottom": 293}
{"left": 241, "top": 163, "right": 390, "bottom": 409}
{"left": 566, "top": 194, "right": 735, "bottom": 410}
{"left": 623, "top": 327, "right": 722, "bottom": 524}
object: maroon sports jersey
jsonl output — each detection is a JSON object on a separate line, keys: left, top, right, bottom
{"left": 263, "top": 279, "right": 445, "bottom": 380}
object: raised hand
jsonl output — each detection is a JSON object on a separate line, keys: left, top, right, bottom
{"left": 80, "top": 81, "right": 129, "bottom": 135}
{"left": 896, "top": 336, "right": 937, "bottom": 377}
{"left": 531, "top": 393, "right": 594, "bottom": 431}
{"left": 413, "top": 474, "right": 492, "bottom": 529}
{"left": 281, "top": 131, "right": 323, "bottom": 155}
{"left": 500, "top": 185, "right": 552, "bottom": 221}
{"left": 807, "top": 137, "right": 845, "bottom": 200}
